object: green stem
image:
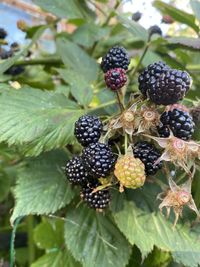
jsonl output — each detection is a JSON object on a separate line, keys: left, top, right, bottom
{"left": 14, "top": 58, "right": 62, "bottom": 66}
{"left": 89, "top": 100, "right": 116, "bottom": 111}
{"left": 102, "top": 0, "right": 120, "bottom": 27}
{"left": 129, "top": 41, "right": 151, "bottom": 79}
{"left": 27, "top": 215, "right": 35, "bottom": 265}
{"left": 116, "top": 90, "right": 125, "bottom": 113}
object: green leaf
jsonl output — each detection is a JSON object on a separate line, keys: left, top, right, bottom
{"left": 11, "top": 150, "right": 74, "bottom": 224}
{"left": 0, "top": 85, "right": 83, "bottom": 156}
{"left": 64, "top": 204, "right": 131, "bottom": 267}
{"left": 191, "top": 0, "right": 200, "bottom": 22}
{"left": 31, "top": 250, "right": 81, "bottom": 267}
{"left": 0, "top": 25, "right": 47, "bottom": 75}
{"left": 56, "top": 37, "right": 98, "bottom": 83}
{"left": 154, "top": 0, "right": 199, "bottom": 33}
{"left": 118, "top": 15, "right": 148, "bottom": 41}
{"left": 57, "top": 68, "right": 93, "bottom": 107}
{"left": 167, "top": 37, "right": 200, "bottom": 50}
{"left": 111, "top": 186, "right": 200, "bottom": 267}
{"left": 34, "top": 218, "right": 64, "bottom": 250}
{"left": 33, "top": 0, "right": 90, "bottom": 19}
{"left": 0, "top": 171, "right": 10, "bottom": 201}
{"left": 72, "top": 23, "right": 109, "bottom": 48}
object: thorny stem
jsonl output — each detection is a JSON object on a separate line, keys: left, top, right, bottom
{"left": 89, "top": 100, "right": 116, "bottom": 111}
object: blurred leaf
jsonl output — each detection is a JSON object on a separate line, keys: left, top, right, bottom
{"left": 154, "top": 0, "right": 199, "bottom": 33}
{"left": 190, "top": 0, "right": 200, "bottom": 22}
{"left": 0, "top": 85, "right": 83, "bottom": 156}
{"left": 111, "top": 186, "right": 200, "bottom": 266}
{"left": 31, "top": 250, "right": 81, "bottom": 267}
{"left": 33, "top": 0, "right": 94, "bottom": 19}
{"left": 72, "top": 23, "right": 109, "bottom": 48}
{"left": 64, "top": 204, "right": 131, "bottom": 267}
{"left": 57, "top": 68, "right": 93, "bottom": 106}
{"left": 0, "top": 25, "right": 47, "bottom": 75}
{"left": 34, "top": 218, "right": 64, "bottom": 250}
{"left": 143, "top": 51, "right": 163, "bottom": 66}
{"left": 0, "top": 171, "right": 10, "bottom": 202}
{"left": 56, "top": 37, "right": 98, "bottom": 83}
{"left": 11, "top": 150, "right": 74, "bottom": 224}
{"left": 167, "top": 37, "right": 200, "bottom": 50}
{"left": 118, "top": 15, "right": 148, "bottom": 41}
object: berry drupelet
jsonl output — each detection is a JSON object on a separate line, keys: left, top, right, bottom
{"left": 104, "top": 68, "right": 127, "bottom": 91}
{"left": 133, "top": 142, "right": 162, "bottom": 176}
{"left": 157, "top": 108, "right": 195, "bottom": 140}
{"left": 101, "top": 46, "right": 130, "bottom": 73}
{"left": 80, "top": 181, "right": 111, "bottom": 210}
{"left": 82, "top": 142, "right": 117, "bottom": 178}
{"left": 74, "top": 115, "right": 103, "bottom": 147}
{"left": 65, "top": 156, "right": 92, "bottom": 185}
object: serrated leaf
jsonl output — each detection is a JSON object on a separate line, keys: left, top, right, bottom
{"left": 0, "top": 25, "right": 47, "bottom": 75}
{"left": 0, "top": 85, "right": 83, "bottom": 156}
{"left": 11, "top": 151, "right": 74, "bottom": 224}
{"left": 56, "top": 37, "right": 98, "bottom": 83}
{"left": 57, "top": 68, "right": 93, "bottom": 107}
{"left": 31, "top": 250, "right": 81, "bottom": 267}
{"left": 111, "top": 186, "right": 200, "bottom": 267}
{"left": 191, "top": 0, "right": 200, "bottom": 22}
{"left": 33, "top": 0, "right": 90, "bottom": 19}
{"left": 167, "top": 37, "right": 200, "bottom": 50}
{"left": 64, "top": 204, "right": 131, "bottom": 267}
{"left": 154, "top": 0, "right": 199, "bottom": 33}
{"left": 118, "top": 15, "right": 148, "bottom": 41}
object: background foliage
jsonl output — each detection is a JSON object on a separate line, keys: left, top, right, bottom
{"left": 1, "top": 0, "right": 200, "bottom": 266}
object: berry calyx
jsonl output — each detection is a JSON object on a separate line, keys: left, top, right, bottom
{"left": 105, "top": 68, "right": 127, "bottom": 91}
{"left": 74, "top": 115, "right": 103, "bottom": 147}
{"left": 114, "top": 154, "right": 146, "bottom": 191}
{"left": 82, "top": 142, "right": 117, "bottom": 178}
{"left": 101, "top": 46, "right": 130, "bottom": 73}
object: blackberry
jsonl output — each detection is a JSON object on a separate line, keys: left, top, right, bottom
{"left": 80, "top": 181, "right": 110, "bottom": 210}
{"left": 132, "top": 11, "right": 142, "bottom": 21}
{"left": 148, "top": 25, "right": 162, "bottom": 37}
{"left": 82, "top": 142, "right": 117, "bottom": 178}
{"left": 104, "top": 68, "right": 127, "bottom": 91}
{"left": 10, "top": 42, "right": 20, "bottom": 51}
{"left": 0, "top": 28, "right": 7, "bottom": 39}
{"left": 101, "top": 46, "right": 130, "bottom": 73}
{"left": 5, "top": 66, "right": 25, "bottom": 76}
{"left": 138, "top": 61, "right": 170, "bottom": 96}
{"left": 157, "top": 108, "right": 195, "bottom": 140}
{"left": 0, "top": 50, "right": 13, "bottom": 59}
{"left": 133, "top": 142, "right": 162, "bottom": 176}
{"left": 147, "top": 69, "right": 191, "bottom": 105}
{"left": 65, "top": 156, "right": 92, "bottom": 185}
{"left": 74, "top": 115, "right": 103, "bottom": 147}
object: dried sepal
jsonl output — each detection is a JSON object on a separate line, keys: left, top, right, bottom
{"left": 158, "top": 177, "right": 200, "bottom": 228}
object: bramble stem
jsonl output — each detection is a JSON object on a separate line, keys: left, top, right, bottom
{"left": 116, "top": 90, "right": 125, "bottom": 113}
{"left": 14, "top": 57, "right": 61, "bottom": 66}
{"left": 90, "top": 100, "right": 116, "bottom": 111}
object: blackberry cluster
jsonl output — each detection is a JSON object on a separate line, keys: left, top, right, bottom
{"left": 0, "top": 28, "right": 7, "bottom": 39}
{"left": 0, "top": 33, "right": 25, "bottom": 76}
{"left": 65, "top": 156, "right": 92, "bottom": 185}
{"left": 65, "top": 115, "right": 116, "bottom": 210}
{"left": 101, "top": 46, "right": 130, "bottom": 73}
{"left": 82, "top": 142, "right": 117, "bottom": 178}
{"left": 133, "top": 142, "right": 162, "bottom": 176}
{"left": 74, "top": 115, "right": 103, "bottom": 147}
{"left": 157, "top": 108, "right": 195, "bottom": 140}
{"left": 138, "top": 62, "right": 191, "bottom": 105}
{"left": 80, "top": 181, "right": 111, "bottom": 210}
{"left": 104, "top": 68, "right": 127, "bottom": 91}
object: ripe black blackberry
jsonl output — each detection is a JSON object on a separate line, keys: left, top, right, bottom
{"left": 157, "top": 108, "right": 195, "bottom": 140}
{"left": 80, "top": 181, "right": 110, "bottom": 210}
{"left": 104, "top": 68, "right": 127, "bottom": 91}
{"left": 101, "top": 46, "right": 130, "bottom": 73}
{"left": 148, "top": 25, "right": 162, "bottom": 37}
{"left": 133, "top": 142, "right": 162, "bottom": 176}
{"left": 0, "top": 50, "right": 13, "bottom": 59}
{"left": 146, "top": 68, "right": 191, "bottom": 105}
{"left": 138, "top": 61, "right": 170, "bottom": 96}
{"left": 0, "top": 28, "right": 7, "bottom": 39}
{"left": 5, "top": 66, "right": 25, "bottom": 76}
{"left": 82, "top": 142, "right": 117, "bottom": 178}
{"left": 74, "top": 115, "right": 103, "bottom": 147}
{"left": 132, "top": 11, "right": 142, "bottom": 21}
{"left": 65, "top": 156, "right": 92, "bottom": 185}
